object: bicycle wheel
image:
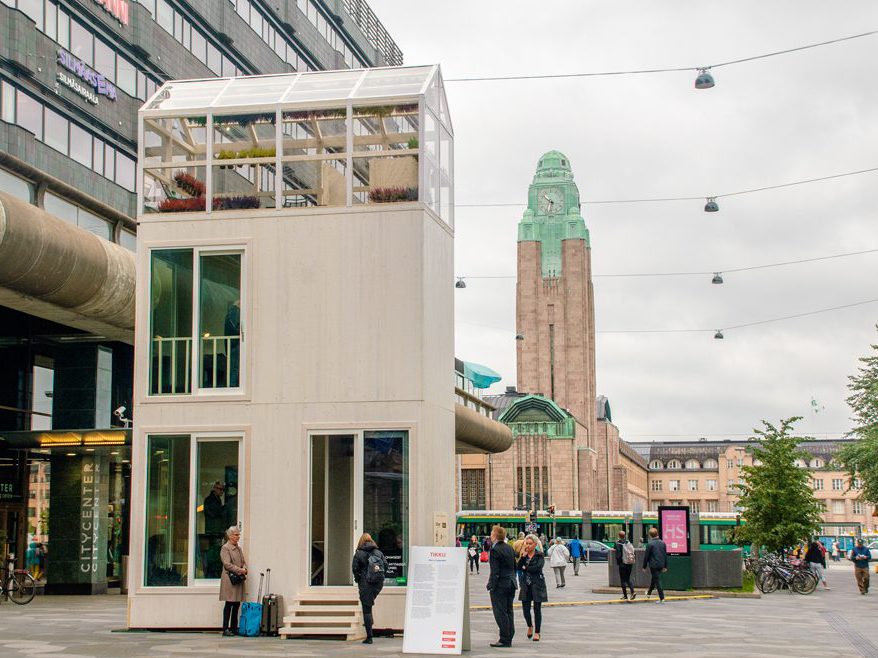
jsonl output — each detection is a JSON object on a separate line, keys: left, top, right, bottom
{"left": 791, "top": 571, "right": 817, "bottom": 595}
{"left": 7, "top": 571, "right": 36, "bottom": 605}
{"left": 758, "top": 570, "right": 779, "bottom": 594}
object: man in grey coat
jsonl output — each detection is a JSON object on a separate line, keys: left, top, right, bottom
{"left": 641, "top": 527, "right": 667, "bottom": 603}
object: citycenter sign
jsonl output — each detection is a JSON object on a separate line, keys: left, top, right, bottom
{"left": 94, "top": 0, "right": 129, "bottom": 26}
{"left": 56, "top": 49, "right": 118, "bottom": 105}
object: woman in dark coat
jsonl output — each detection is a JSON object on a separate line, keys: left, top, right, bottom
{"left": 219, "top": 526, "right": 248, "bottom": 636}
{"left": 517, "top": 534, "right": 548, "bottom": 642}
{"left": 352, "top": 532, "right": 386, "bottom": 644}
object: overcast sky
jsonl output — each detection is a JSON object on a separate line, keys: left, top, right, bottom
{"left": 370, "top": 0, "right": 878, "bottom": 442}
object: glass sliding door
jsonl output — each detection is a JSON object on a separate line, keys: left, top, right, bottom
{"left": 363, "top": 431, "right": 408, "bottom": 586}
{"left": 194, "top": 440, "right": 240, "bottom": 580}
{"left": 198, "top": 253, "right": 242, "bottom": 390}
{"left": 309, "top": 434, "right": 356, "bottom": 586}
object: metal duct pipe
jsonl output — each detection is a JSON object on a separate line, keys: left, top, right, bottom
{"left": 0, "top": 192, "right": 135, "bottom": 340}
{"left": 455, "top": 403, "right": 514, "bottom": 454}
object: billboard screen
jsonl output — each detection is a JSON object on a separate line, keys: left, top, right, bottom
{"left": 658, "top": 506, "right": 691, "bottom": 555}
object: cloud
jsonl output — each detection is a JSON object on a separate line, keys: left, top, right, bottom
{"left": 371, "top": 0, "right": 878, "bottom": 440}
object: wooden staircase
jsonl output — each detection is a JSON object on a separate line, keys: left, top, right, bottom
{"left": 279, "top": 590, "right": 365, "bottom": 641}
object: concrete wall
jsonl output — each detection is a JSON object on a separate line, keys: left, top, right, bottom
{"left": 127, "top": 203, "right": 455, "bottom": 628}
{"left": 608, "top": 549, "right": 743, "bottom": 589}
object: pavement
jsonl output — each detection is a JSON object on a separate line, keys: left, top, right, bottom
{"left": 1, "top": 560, "right": 876, "bottom": 657}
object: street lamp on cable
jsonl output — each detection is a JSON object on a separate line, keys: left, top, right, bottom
{"left": 455, "top": 277, "right": 466, "bottom": 289}
{"left": 704, "top": 197, "right": 719, "bottom": 213}
{"left": 712, "top": 272, "right": 724, "bottom": 285}
{"left": 515, "top": 334, "right": 525, "bottom": 341}
{"left": 695, "top": 68, "right": 715, "bottom": 89}
{"left": 714, "top": 330, "right": 724, "bottom": 340}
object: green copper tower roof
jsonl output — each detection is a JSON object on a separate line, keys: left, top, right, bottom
{"left": 518, "top": 151, "right": 590, "bottom": 278}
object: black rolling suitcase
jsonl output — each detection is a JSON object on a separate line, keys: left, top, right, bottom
{"left": 260, "top": 568, "right": 280, "bottom": 637}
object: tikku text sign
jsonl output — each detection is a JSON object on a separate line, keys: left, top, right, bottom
{"left": 403, "top": 546, "right": 467, "bottom": 655}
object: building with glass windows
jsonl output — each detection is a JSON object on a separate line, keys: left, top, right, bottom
{"left": 0, "top": 0, "right": 402, "bottom": 593}
{"left": 128, "top": 65, "right": 465, "bottom": 633}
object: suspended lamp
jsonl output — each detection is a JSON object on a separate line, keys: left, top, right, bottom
{"left": 455, "top": 277, "right": 466, "bottom": 289}
{"left": 714, "top": 330, "right": 724, "bottom": 340}
{"left": 704, "top": 197, "right": 719, "bottom": 213}
{"left": 515, "top": 334, "right": 525, "bottom": 341}
{"left": 712, "top": 272, "right": 724, "bottom": 285}
{"left": 695, "top": 68, "right": 715, "bottom": 89}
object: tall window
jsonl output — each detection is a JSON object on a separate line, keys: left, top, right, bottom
{"left": 703, "top": 459, "right": 718, "bottom": 469}
{"left": 667, "top": 460, "right": 681, "bottom": 469}
{"left": 363, "top": 431, "right": 408, "bottom": 585}
{"left": 812, "top": 479, "right": 824, "bottom": 491}
{"left": 650, "top": 480, "right": 662, "bottom": 492}
{"left": 144, "top": 434, "right": 241, "bottom": 586}
{"left": 831, "top": 478, "right": 843, "bottom": 491}
{"left": 831, "top": 500, "right": 845, "bottom": 515}
{"left": 145, "top": 435, "right": 190, "bottom": 586}
{"left": 685, "top": 459, "right": 700, "bottom": 470}
{"left": 707, "top": 500, "right": 718, "bottom": 513}
{"left": 706, "top": 479, "right": 717, "bottom": 491}
{"left": 669, "top": 479, "right": 680, "bottom": 492}
{"left": 688, "top": 479, "right": 698, "bottom": 491}
{"left": 199, "top": 253, "right": 242, "bottom": 389}
{"left": 853, "top": 501, "right": 863, "bottom": 515}
{"left": 150, "top": 248, "right": 244, "bottom": 395}
{"left": 150, "top": 250, "right": 193, "bottom": 394}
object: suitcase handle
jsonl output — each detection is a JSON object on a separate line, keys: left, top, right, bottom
{"left": 265, "top": 568, "right": 271, "bottom": 596}
{"left": 257, "top": 572, "right": 264, "bottom": 601}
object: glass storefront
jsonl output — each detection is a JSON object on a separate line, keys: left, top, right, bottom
{"left": 145, "top": 435, "right": 190, "bottom": 586}
{"left": 363, "top": 431, "right": 408, "bottom": 585}
{"left": 150, "top": 250, "right": 194, "bottom": 395}
{"left": 194, "top": 440, "right": 239, "bottom": 579}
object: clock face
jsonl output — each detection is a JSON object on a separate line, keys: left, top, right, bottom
{"left": 537, "top": 188, "right": 564, "bottom": 215}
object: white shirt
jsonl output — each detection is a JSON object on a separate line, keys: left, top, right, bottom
{"left": 547, "top": 542, "right": 570, "bottom": 567}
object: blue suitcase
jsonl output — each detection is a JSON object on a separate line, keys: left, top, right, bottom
{"left": 238, "top": 572, "right": 264, "bottom": 637}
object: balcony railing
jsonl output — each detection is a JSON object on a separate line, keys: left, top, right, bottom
{"left": 151, "top": 335, "right": 241, "bottom": 394}
{"left": 342, "top": 0, "right": 403, "bottom": 66}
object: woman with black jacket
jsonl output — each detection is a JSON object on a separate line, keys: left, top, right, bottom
{"left": 516, "top": 534, "right": 548, "bottom": 642}
{"left": 351, "top": 533, "right": 387, "bottom": 644}
{"left": 804, "top": 540, "right": 830, "bottom": 590}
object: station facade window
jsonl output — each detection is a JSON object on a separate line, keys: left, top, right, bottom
{"left": 144, "top": 433, "right": 242, "bottom": 586}
{"left": 149, "top": 247, "right": 245, "bottom": 396}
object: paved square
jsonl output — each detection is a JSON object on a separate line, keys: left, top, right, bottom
{"left": 1, "top": 561, "right": 876, "bottom": 657}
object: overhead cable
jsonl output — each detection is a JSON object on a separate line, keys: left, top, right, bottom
{"left": 445, "top": 30, "right": 878, "bottom": 83}
{"left": 457, "top": 247, "right": 878, "bottom": 280}
{"left": 454, "top": 166, "right": 878, "bottom": 208}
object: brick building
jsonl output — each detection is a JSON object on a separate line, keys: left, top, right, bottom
{"left": 632, "top": 438, "right": 876, "bottom": 534}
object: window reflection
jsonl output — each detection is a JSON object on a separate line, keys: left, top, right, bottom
{"left": 363, "top": 431, "right": 408, "bottom": 585}
{"left": 195, "top": 441, "right": 239, "bottom": 579}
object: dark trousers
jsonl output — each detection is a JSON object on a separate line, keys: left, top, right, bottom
{"left": 489, "top": 586, "right": 515, "bottom": 645}
{"left": 469, "top": 554, "right": 479, "bottom": 573}
{"left": 647, "top": 567, "right": 665, "bottom": 600}
{"left": 361, "top": 602, "right": 374, "bottom": 639}
{"left": 619, "top": 564, "right": 634, "bottom": 597}
{"left": 521, "top": 600, "right": 542, "bottom": 633}
{"left": 222, "top": 602, "right": 240, "bottom": 631}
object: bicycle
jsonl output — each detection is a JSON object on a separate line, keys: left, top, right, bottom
{"left": 752, "top": 554, "right": 817, "bottom": 595}
{"left": 1, "top": 555, "right": 37, "bottom": 605}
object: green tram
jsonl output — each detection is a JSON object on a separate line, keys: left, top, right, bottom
{"left": 456, "top": 510, "right": 744, "bottom": 550}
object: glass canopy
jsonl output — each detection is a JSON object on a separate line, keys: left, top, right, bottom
{"left": 138, "top": 65, "right": 452, "bottom": 225}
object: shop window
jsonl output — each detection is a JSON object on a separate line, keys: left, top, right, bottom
{"left": 78, "top": 207, "right": 112, "bottom": 240}
{"left": 145, "top": 435, "right": 191, "bottom": 586}
{"left": 363, "top": 431, "right": 408, "bottom": 585}
{"left": 43, "top": 0, "right": 56, "bottom": 40}
{"left": 117, "top": 58, "right": 137, "bottom": 98}
{"left": 69, "top": 123, "right": 93, "bottom": 168}
{"left": 93, "top": 139, "right": 104, "bottom": 176}
{"left": 195, "top": 440, "right": 240, "bottom": 580}
{"left": 70, "top": 19, "right": 93, "bottom": 66}
{"left": 1, "top": 80, "right": 15, "bottom": 123}
{"left": 18, "top": 0, "right": 44, "bottom": 28}
{"left": 94, "top": 38, "right": 116, "bottom": 83}
{"left": 57, "top": 8, "right": 69, "bottom": 48}
{"left": 150, "top": 249, "right": 194, "bottom": 395}
{"left": 116, "top": 152, "right": 136, "bottom": 191}
{"left": 199, "top": 253, "right": 242, "bottom": 389}
{"left": 120, "top": 228, "right": 136, "bottom": 252}
{"left": 43, "top": 106, "right": 68, "bottom": 155}
{"left": 15, "top": 90, "right": 42, "bottom": 139}
{"left": 0, "top": 167, "right": 33, "bottom": 203}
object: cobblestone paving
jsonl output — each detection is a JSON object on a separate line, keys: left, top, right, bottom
{"left": 1, "top": 561, "right": 876, "bottom": 657}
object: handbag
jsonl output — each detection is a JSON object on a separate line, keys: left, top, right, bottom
{"left": 228, "top": 570, "right": 246, "bottom": 586}
{"left": 479, "top": 551, "right": 489, "bottom": 563}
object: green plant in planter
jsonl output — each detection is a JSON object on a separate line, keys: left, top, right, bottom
{"left": 370, "top": 186, "right": 419, "bottom": 203}
{"left": 237, "top": 147, "right": 276, "bottom": 159}
{"left": 186, "top": 116, "right": 207, "bottom": 127}
{"left": 407, "top": 137, "right": 419, "bottom": 150}
{"left": 217, "top": 149, "right": 238, "bottom": 169}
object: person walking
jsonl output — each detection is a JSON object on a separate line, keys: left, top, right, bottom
{"left": 831, "top": 539, "right": 840, "bottom": 562}
{"left": 805, "top": 540, "right": 830, "bottom": 590}
{"left": 512, "top": 532, "right": 526, "bottom": 559}
{"left": 467, "top": 535, "right": 481, "bottom": 574}
{"left": 615, "top": 530, "right": 637, "bottom": 601}
{"left": 517, "top": 535, "right": 547, "bottom": 642}
{"left": 219, "top": 526, "right": 248, "bottom": 636}
{"left": 642, "top": 527, "right": 667, "bottom": 603}
{"left": 486, "top": 525, "right": 516, "bottom": 648}
{"left": 568, "top": 536, "right": 584, "bottom": 575}
{"left": 850, "top": 538, "right": 871, "bottom": 595}
{"left": 547, "top": 538, "right": 570, "bottom": 588}
{"left": 352, "top": 533, "right": 387, "bottom": 644}
{"left": 483, "top": 535, "right": 492, "bottom": 554}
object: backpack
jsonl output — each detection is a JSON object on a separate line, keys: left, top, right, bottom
{"left": 622, "top": 541, "right": 636, "bottom": 565}
{"left": 366, "top": 549, "right": 387, "bottom": 585}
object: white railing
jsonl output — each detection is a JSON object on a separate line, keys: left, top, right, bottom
{"left": 152, "top": 337, "right": 192, "bottom": 394}
{"left": 201, "top": 335, "right": 241, "bottom": 389}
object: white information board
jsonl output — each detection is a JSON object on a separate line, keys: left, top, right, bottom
{"left": 402, "top": 546, "right": 468, "bottom": 655}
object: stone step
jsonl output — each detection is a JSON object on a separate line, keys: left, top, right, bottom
{"left": 287, "top": 604, "right": 361, "bottom": 614}
{"left": 279, "top": 626, "right": 366, "bottom": 639}
{"left": 283, "top": 616, "right": 360, "bottom": 626}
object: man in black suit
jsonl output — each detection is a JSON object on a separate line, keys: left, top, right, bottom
{"left": 642, "top": 527, "right": 668, "bottom": 603}
{"left": 486, "top": 524, "right": 516, "bottom": 647}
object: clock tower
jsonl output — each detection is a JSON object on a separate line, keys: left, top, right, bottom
{"left": 516, "top": 151, "right": 597, "bottom": 507}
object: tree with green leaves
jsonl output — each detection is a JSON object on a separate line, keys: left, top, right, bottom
{"left": 835, "top": 329, "right": 878, "bottom": 507}
{"left": 735, "top": 417, "right": 823, "bottom": 554}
